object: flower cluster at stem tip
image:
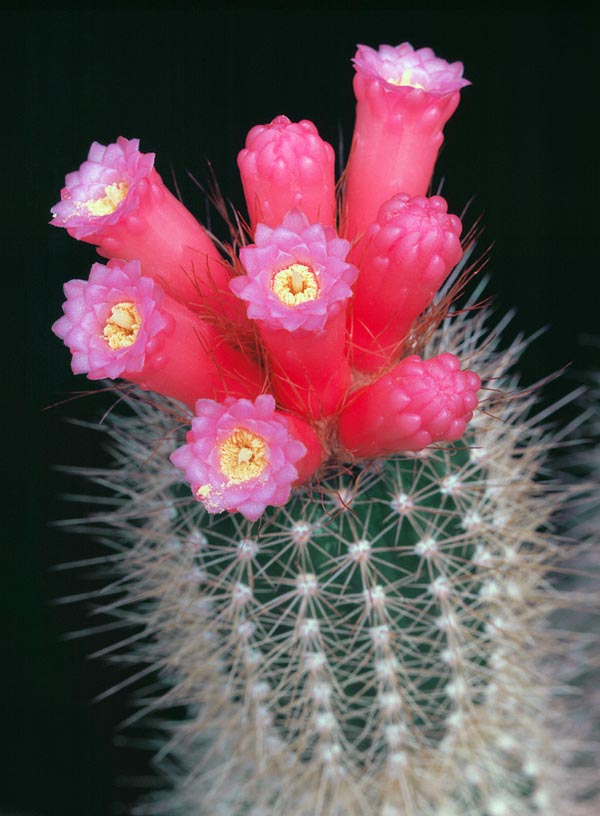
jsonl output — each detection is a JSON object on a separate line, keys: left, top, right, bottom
{"left": 51, "top": 41, "right": 480, "bottom": 521}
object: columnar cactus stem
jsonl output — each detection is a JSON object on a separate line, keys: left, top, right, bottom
{"left": 71, "top": 307, "right": 594, "bottom": 816}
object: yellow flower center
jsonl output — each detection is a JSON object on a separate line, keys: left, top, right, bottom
{"left": 386, "top": 69, "right": 426, "bottom": 90}
{"left": 85, "top": 182, "right": 129, "bottom": 216}
{"left": 272, "top": 263, "right": 319, "bottom": 306}
{"left": 219, "top": 429, "right": 268, "bottom": 483}
{"left": 103, "top": 302, "right": 142, "bottom": 349}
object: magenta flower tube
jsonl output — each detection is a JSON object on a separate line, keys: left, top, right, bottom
{"left": 338, "top": 353, "right": 480, "bottom": 457}
{"left": 231, "top": 211, "right": 358, "bottom": 418}
{"left": 50, "top": 137, "right": 239, "bottom": 316}
{"left": 52, "top": 259, "right": 263, "bottom": 407}
{"left": 238, "top": 116, "right": 336, "bottom": 231}
{"left": 349, "top": 193, "right": 463, "bottom": 372}
{"left": 342, "top": 43, "right": 469, "bottom": 240}
{"left": 170, "top": 395, "right": 324, "bottom": 521}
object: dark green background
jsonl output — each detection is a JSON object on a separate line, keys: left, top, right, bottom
{"left": 4, "top": 3, "right": 598, "bottom": 814}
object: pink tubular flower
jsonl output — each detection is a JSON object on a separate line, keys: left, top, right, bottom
{"left": 231, "top": 210, "right": 358, "bottom": 417}
{"left": 52, "top": 259, "right": 263, "bottom": 407}
{"left": 50, "top": 138, "right": 155, "bottom": 239}
{"left": 238, "top": 116, "right": 336, "bottom": 231}
{"left": 349, "top": 194, "right": 463, "bottom": 372}
{"left": 233, "top": 210, "right": 356, "bottom": 332}
{"left": 338, "top": 353, "right": 480, "bottom": 457}
{"left": 342, "top": 43, "right": 470, "bottom": 240}
{"left": 50, "top": 137, "right": 238, "bottom": 315}
{"left": 170, "top": 395, "right": 324, "bottom": 521}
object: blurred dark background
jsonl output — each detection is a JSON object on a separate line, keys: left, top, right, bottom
{"left": 3, "top": 2, "right": 598, "bottom": 814}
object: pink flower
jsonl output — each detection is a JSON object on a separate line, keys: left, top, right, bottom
{"left": 238, "top": 115, "right": 336, "bottom": 230}
{"left": 50, "top": 137, "right": 155, "bottom": 239}
{"left": 232, "top": 210, "right": 357, "bottom": 333}
{"left": 338, "top": 353, "right": 480, "bottom": 457}
{"left": 170, "top": 395, "right": 323, "bottom": 521}
{"left": 52, "top": 259, "right": 263, "bottom": 406}
{"left": 343, "top": 42, "right": 469, "bottom": 240}
{"left": 52, "top": 258, "right": 169, "bottom": 381}
{"left": 353, "top": 43, "right": 469, "bottom": 96}
{"left": 231, "top": 210, "right": 358, "bottom": 417}
{"left": 349, "top": 194, "right": 463, "bottom": 371}
{"left": 50, "top": 138, "right": 238, "bottom": 315}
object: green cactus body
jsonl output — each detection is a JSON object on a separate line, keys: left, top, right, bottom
{"left": 75, "top": 302, "right": 594, "bottom": 816}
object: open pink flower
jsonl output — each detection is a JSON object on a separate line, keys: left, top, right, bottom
{"left": 50, "top": 137, "right": 238, "bottom": 315}
{"left": 52, "top": 259, "right": 263, "bottom": 406}
{"left": 170, "top": 395, "right": 323, "bottom": 521}
{"left": 50, "top": 137, "right": 155, "bottom": 239}
{"left": 353, "top": 43, "right": 469, "bottom": 96}
{"left": 238, "top": 115, "right": 336, "bottom": 230}
{"left": 231, "top": 210, "right": 357, "bottom": 417}
{"left": 52, "top": 258, "right": 169, "bottom": 380}
{"left": 343, "top": 42, "right": 469, "bottom": 240}
{"left": 232, "top": 210, "right": 357, "bottom": 333}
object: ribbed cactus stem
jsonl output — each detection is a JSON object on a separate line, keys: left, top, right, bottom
{"left": 68, "top": 304, "right": 594, "bottom": 816}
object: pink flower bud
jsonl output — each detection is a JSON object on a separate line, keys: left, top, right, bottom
{"left": 238, "top": 116, "right": 336, "bottom": 231}
{"left": 338, "top": 353, "right": 480, "bottom": 457}
{"left": 52, "top": 259, "right": 262, "bottom": 407}
{"left": 50, "top": 137, "right": 238, "bottom": 315}
{"left": 231, "top": 211, "right": 358, "bottom": 417}
{"left": 170, "top": 395, "right": 324, "bottom": 521}
{"left": 342, "top": 43, "right": 469, "bottom": 240}
{"left": 349, "top": 194, "right": 463, "bottom": 371}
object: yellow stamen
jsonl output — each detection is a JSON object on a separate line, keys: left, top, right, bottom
{"left": 219, "top": 429, "right": 268, "bottom": 484}
{"left": 386, "top": 69, "right": 426, "bottom": 90}
{"left": 272, "top": 263, "right": 319, "bottom": 306}
{"left": 103, "top": 302, "right": 142, "bottom": 350}
{"left": 85, "top": 181, "right": 129, "bottom": 216}
{"left": 196, "top": 484, "right": 212, "bottom": 499}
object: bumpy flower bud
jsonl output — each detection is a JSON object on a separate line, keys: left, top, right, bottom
{"left": 349, "top": 194, "right": 463, "bottom": 371}
{"left": 238, "top": 116, "right": 336, "bottom": 231}
{"left": 338, "top": 353, "right": 480, "bottom": 456}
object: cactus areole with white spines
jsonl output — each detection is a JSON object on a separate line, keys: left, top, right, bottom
{"left": 50, "top": 41, "right": 596, "bottom": 816}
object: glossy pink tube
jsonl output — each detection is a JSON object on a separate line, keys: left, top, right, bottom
{"left": 51, "top": 137, "right": 240, "bottom": 319}
{"left": 342, "top": 43, "right": 469, "bottom": 240}
{"left": 52, "top": 259, "right": 262, "bottom": 408}
{"left": 232, "top": 211, "right": 357, "bottom": 417}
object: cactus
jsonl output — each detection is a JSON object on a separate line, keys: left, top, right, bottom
{"left": 50, "top": 42, "right": 597, "bottom": 816}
